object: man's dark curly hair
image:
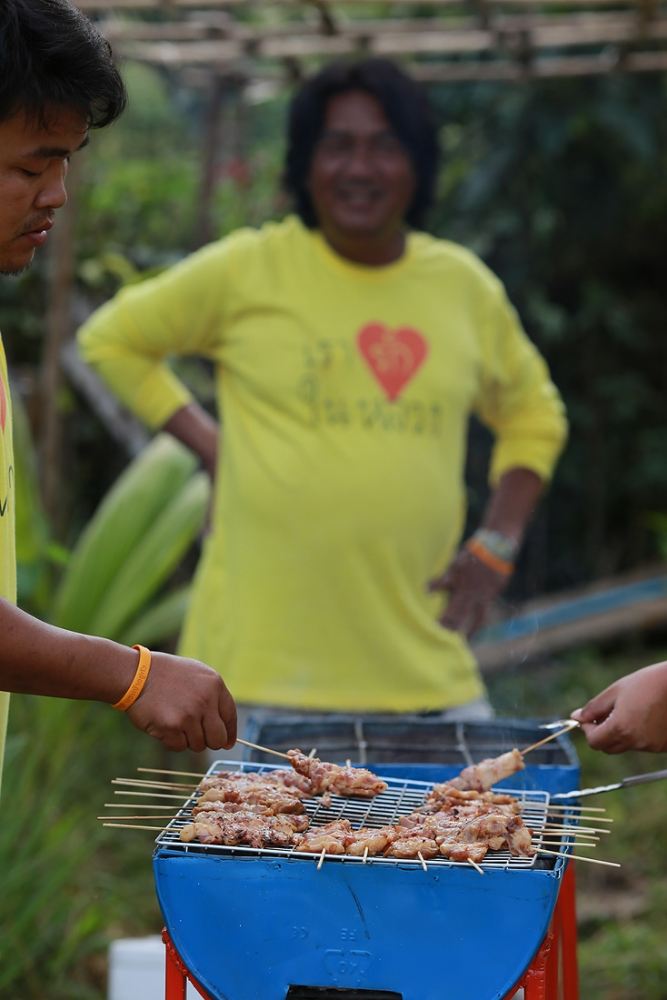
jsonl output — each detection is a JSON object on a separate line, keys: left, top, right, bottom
{"left": 0, "top": 0, "right": 126, "bottom": 127}
{"left": 283, "top": 58, "right": 440, "bottom": 230}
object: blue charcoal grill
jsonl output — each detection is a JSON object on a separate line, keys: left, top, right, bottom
{"left": 153, "top": 719, "right": 580, "bottom": 1000}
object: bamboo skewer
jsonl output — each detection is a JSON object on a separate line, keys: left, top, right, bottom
{"left": 417, "top": 852, "right": 428, "bottom": 872}
{"left": 542, "top": 833, "right": 604, "bottom": 843}
{"left": 541, "top": 824, "right": 609, "bottom": 834}
{"left": 547, "top": 802, "right": 614, "bottom": 823}
{"left": 103, "top": 823, "right": 168, "bottom": 831}
{"left": 317, "top": 847, "right": 326, "bottom": 870}
{"left": 467, "top": 858, "right": 484, "bottom": 875}
{"left": 547, "top": 813, "right": 611, "bottom": 822}
{"left": 104, "top": 802, "right": 186, "bottom": 809}
{"left": 521, "top": 720, "right": 580, "bottom": 756}
{"left": 113, "top": 777, "right": 196, "bottom": 791}
{"left": 548, "top": 816, "right": 613, "bottom": 825}
{"left": 113, "top": 790, "right": 190, "bottom": 800}
{"left": 138, "top": 767, "right": 207, "bottom": 778}
{"left": 545, "top": 803, "right": 609, "bottom": 814}
{"left": 537, "top": 847, "right": 620, "bottom": 868}
{"left": 535, "top": 839, "right": 598, "bottom": 848}
{"left": 98, "top": 815, "right": 180, "bottom": 821}
{"left": 237, "top": 737, "right": 291, "bottom": 759}
{"left": 547, "top": 812, "right": 612, "bottom": 821}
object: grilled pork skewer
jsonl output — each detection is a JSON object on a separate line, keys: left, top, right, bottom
{"left": 443, "top": 748, "right": 525, "bottom": 793}
{"left": 287, "top": 749, "right": 388, "bottom": 798}
{"left": 197, "top": 781, "right": 305, "bottom": 815}
{"left": 199, "top": 769, "right": 314, "bottom": 796}
{"left": 180, "top": 810, "right": 309, "bottom": 847}
{"left": 386, "top": 836, "right": 439, "bottom": 860}
{"left": 294, "top": 820, "right": 353, "bottom": 855}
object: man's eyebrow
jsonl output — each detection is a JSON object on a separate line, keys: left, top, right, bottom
{"left": 24, "top": 135, "right": 90, "bottom": 158}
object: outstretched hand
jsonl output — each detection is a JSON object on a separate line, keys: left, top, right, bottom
{"left": 429, "top": 547, "right": 509, "bottom": 637}
{"left": 571, "top": 661, "right": 667, "bottom": 754}
{"left": 127, "top": 652, "right": 237, "bottom": 753}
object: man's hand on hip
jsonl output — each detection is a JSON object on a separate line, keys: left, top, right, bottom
{"left": 429, "top": 547, "right": 509, "bottom": 637}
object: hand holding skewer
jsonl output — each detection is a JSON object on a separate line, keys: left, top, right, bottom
{"left": 571, "top": 660, "right": 667, "bottom": 754}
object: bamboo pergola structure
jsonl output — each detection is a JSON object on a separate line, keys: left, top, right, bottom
{"left": 77, "top": 0, "right": 667, "bottom": 85}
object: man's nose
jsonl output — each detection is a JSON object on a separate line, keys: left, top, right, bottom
{"left": 344, "top": 142, "right": 376, "bottom": 177}
{"left": 35, "top": 162, "right": 68, "bottom": 211}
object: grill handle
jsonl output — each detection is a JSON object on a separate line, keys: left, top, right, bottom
{"left": 552, "top": 767, "right": 667, "bottom": 799}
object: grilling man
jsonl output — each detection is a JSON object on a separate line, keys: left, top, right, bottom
{"left": 79, "top": 58, "right": 568, "bottom": 745}
{"left": 0, "top": 0, "right": 237, "bottom": 791}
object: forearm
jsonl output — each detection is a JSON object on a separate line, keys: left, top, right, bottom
{"left": 163, "top": 402, "right": 220, "bottom": 477}
{"left": 0, "top": 599, "right": 136, "bottom": 703}
{"left": 479, "top": 467, "right": 544, "bottom": 545}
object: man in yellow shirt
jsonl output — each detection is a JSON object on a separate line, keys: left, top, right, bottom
{"left": 0, "top": 0, "right": 236, "bottom": 791}
{"left": 79, "top": 59, "right": 567, "bottom": 742}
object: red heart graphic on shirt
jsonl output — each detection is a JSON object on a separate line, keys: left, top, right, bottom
{"left": 0, "top": 376, "right": 6, "bottom": 433}
{"left": 357, "top": 323, "right": 428, "bottom": 402}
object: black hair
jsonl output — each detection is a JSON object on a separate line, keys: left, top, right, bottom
{"left": 0, "top": 0, "right": 126, "bottom": 127}
{"left": 283, "top": 58, "right": 440, "bottom": 230}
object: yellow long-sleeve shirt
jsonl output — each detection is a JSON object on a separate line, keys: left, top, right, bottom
{"left": 79, "top": 216, "right": 567, "bottom": 712}
{"left": 0, "top": 335, "right": 16, "bottom": 789}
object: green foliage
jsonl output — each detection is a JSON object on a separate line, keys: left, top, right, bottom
{"left": 12, "top": 388, "right": 56, "bottom": 612}
{"left": 52, "top": 433, "right": 206, "bottom": 640}
{"left": 0, "top": 695, "right": 164, "bottom": 999}
{"left": 428, "top": 74, "right": 667, "bottom": 588}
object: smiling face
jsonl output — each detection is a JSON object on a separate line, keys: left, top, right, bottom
{"left": 0, "top": 105, "right": 89, "bottom": 275}
{"left": 307, "top": 89, "right": 416, "bottom": 264}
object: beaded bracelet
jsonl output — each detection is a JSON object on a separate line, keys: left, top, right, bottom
{"left": 112, "top": 644, "right": 152, "bottom": 711}
{"left": 465, "top": 537, "right": 514, "bottom": 577}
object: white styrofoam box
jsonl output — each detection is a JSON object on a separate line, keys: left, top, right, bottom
{"left": 108, "top": 936, "right": 199, "bottom": 1000}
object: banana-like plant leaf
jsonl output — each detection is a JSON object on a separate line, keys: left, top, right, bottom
{"left": 88, "top": 471, "right": 209, "bottom": 639}
{"left": 117, "top": 585, "right": 191, "bottom": 648}
{"left": 52, "top": 434, "right": 198, "bottom": 634}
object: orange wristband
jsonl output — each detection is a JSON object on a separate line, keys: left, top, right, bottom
{"left": 465, "top": 538, "right": 514, "bottom": 577}
{"left": 112, "top": 644, "right": 152, "bottom": 711}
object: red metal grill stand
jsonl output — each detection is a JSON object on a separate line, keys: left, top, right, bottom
{"left": 163, "top": 928, "right": 213, "bottom": 1000}
{"left": 162, "top": 863, "right": 578, "bottom": 1000}
{"left": 504, "top": 863, "right": 579, "bottom": 1000}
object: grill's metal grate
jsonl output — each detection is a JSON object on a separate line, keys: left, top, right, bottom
{"left": 154, "top": 761, "right": 574, "bottom": 871}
